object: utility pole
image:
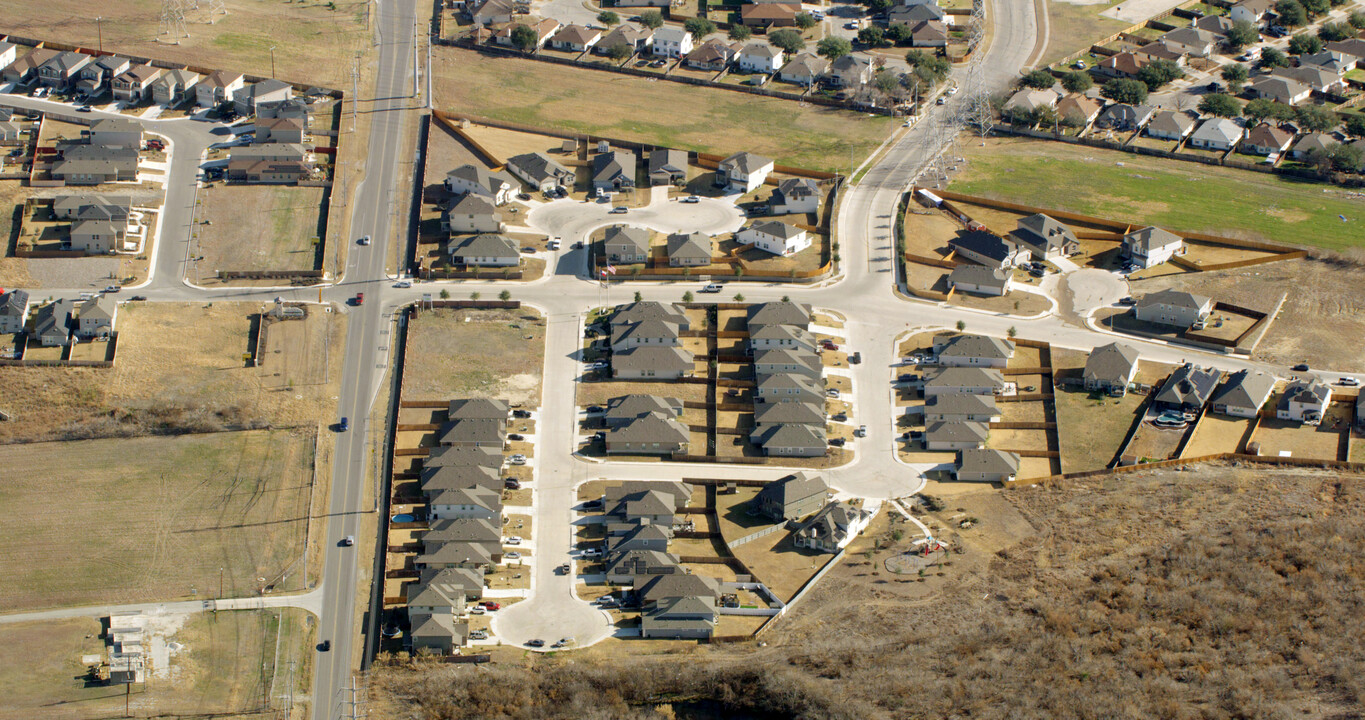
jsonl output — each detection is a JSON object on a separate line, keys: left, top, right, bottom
{"left": 96, "top": 16, "right": 104, "bottom": 53}
{"left": 269, "top": 46, "right": 277, "bottom": 78}
{"left": 351, "top": 52, "right": 360, "bottom": 132}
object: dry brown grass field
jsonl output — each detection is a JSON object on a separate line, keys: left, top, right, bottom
{"left": 402, "top": 307, "right": 546, "bottom": 406}
{"left": 371, "top": 464, "right": 1365, "bottom": 719}
{"left": 195, "top": 184, "right": 327, "bottom": 276}
{"left": 0, "top": 429, "right": 314, "bottom": 611}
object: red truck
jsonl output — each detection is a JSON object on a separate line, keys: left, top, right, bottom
{"left": 353, "top": 292, "right": 364, "bottom": 306}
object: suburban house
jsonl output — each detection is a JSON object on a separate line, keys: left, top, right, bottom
{"left": 1277, "top": 376, "right": 1332, "bottom": 424}
{"left": 450, "top": 233, "right": 520, "bottom": 267}
{"left": 637, "top": 574, "right": 722, "bottom": 639}
{"left": 742, "top": 2, "right": 800, "bottom": 28}
{"left": 647, "top": 149, "right": 688, "bottom": 186}
{"left": 1096, "top": 52, "right": 1149, "bottom": 79}
{"left": 605, "top": 549, "right": 682, "bottom": 584}
{"left": 756, "top": 372, "right": 823, "bottom": 404}
{"left": 254, "top": 116, "right": 306, "bottom": 144}
{"left": 1160, "top": 27, "right": 1217, "bottom": 57}
{"left": 909, "top": 20, "right": 949, "bottom": 47}
{"left": 955, "top": 448, "right": 1021, "bottom": 483}
{"left": 755, "top": 472, "right": 828, "bottom": 522}
{"left": 1121, "top": 226, "right": 1184, "bottom": 268}
{"left": 606, "top": 412, "right": 690, "bottom": 455}
{"left": 685, "top": 40, "right": 740, "bottom": 71}
{"left": 89, "top": 119, "right": 144, "bottom": 149}
{"left": 1007, "top": 214, "right": 1078, "bottom": 260}
{"left": 1, "top": 47, "right": 61, "bottom": 84}
{"left": 592, "top": 149, "right": 637, "bottom": 192}
{"left": 0, "top": 289, "right": 31, "bottom": 334}
{"left": 1153, "top": 364, "right": 1221, "bottom": 414}
{"left": 70, "top": 217, "right": 127, "bottom": 254}
{"left": 748, "top": 300, "right": 811, "bottom": 329}
{"left": 749, "top": 324, "right": 816, "bottom": 353}
{"left": 437, "top": 417, "right": 507, "bottom": 448}
{"left": 424, "top": 444, "right": 504, "bottom": 469}
{"left": 54, "top": 194, "right": 132, "bottom": 222}
{"left": 472, "top": 0, "right": 516, "bottom": 25}
{"left": 1193, "top": 15, "right": 1235, "bottom": 36}
{"left": 1095, "top": 103, "right": 1156, "bottom": 132}
{"left": 494, "top": 18, "right": 561, "bottom": 49}
{"left": 924, "top": 421, "right": 989, "bottom": 451}
{"left": 779, "top": 53, "right": 829, "bottom": 86}
{"left": 0, "top": 42, "right": 16, "bottom": 71}
{"left": 550, "top": 24, "right": 602, "bottom": 52}
{"left": 922, "top": 367, "right": 1007, "bottom": 397}
{"left": 794, "top": 501, "right": 871, "bottom": 553}
{"left": 442, "top": 193, "right": 504, "bottom": 234}
{"left": 609, "top": 523, "right": 673, "bottom": 555}
{"left": 1083, "top": 342, "right": 1140, "bottom": 395}
{"left": 1291, "top": 132, "right": 1339, "bottom": 160}
{"left": 770, "top": 177, "right": 820, "bottom": 214}
{"left": 605, "top": 395, "right": 684, "bottom": 428}
{"left": 1134, "top": 289, "right": 1213, "bottom": 328}
{"left": 1003, "top": 89, "right": 1059, "bottom": 114}
{"left": 1211, "top": 370, "right": 1277, "bottom": 418}
{"left": 934, "top": 333, "right": 1015, "bottom": 368}
{"left": 1056, "top": 95, "right": 1103, "bottom": 126}
{"left": 753, "top": 347, "right": 821, "bottom": 380}
{"left": 38, "top": 51, "right": 92, "bottom": 89}
{"left": 949, "top": 230, "right": 1029, "bottom": 270}
{"left": 429, "top": 486, "right": 502, "bottom": 521}
{"left": 151, "top": 69, "right": 202, "bottom": 105}
{"left": 613, "top": 346, "right": 694, "bottom": 379}
{"left": 1300, "top": 49, "right": 1360, "bottom": 75}
{"left": 445, "top": 164, "right": 517, "bottom": 205}
{"left": 407, "top": 571, "right": 473, "bottom": 654}
{"left": 1246, "top": 76, "right": 1311, "bottom": 105}
{"left": 233, "top": 79, "right": 293, "bottom": 115}
{"left": 753, "top": 398, "right": 823, "bottom": 427}
{"left": 506, "top": 151, "right": 575, "bottom": 193}
{"left": 0, "top": 119, "right": 19, "bottom": 142}
{"left": 737, "top": 220, "right": 810, "bottom": 256}
{"left": 598, "top": 25, "right": 654, "bottom": 54}
{"left": 604, "top": 224, "right": 651, "bottom": 263}
{"left": 948, "top": 265, "right": 1012, "bottom": 296}
{"left": 652, "top": 27, "right": 694, "bottom": 58}
{"left": 611, "top": 317, "right": 682, "bottom": 351}
{"left": 1324, "top": 38, "right": 1365, "bottom": 61}
{"left": 51, "top": 145, "right": 140, "bottom": 185}
{"left": 1242, "top": 123, "right": 1295, "bottom": 156}
{"left": 611, "top": 301, "right": 689, "bottom": 329}
{"left": 32, "top": 299, "right": 76, "bottom": 346}
{"left": 924, "top": 392, "right": 1001, "bottom": 423}
{"left": 716, "top": 151, "right": 774, "bottom": 192}
{"left": 736, "top": 43, "right": 785, "bottom": 74}
{"left": 752, "top": 423, "right": 826, "bottom": 457}
{"left": 226, "top": 144, "right": 314, "bottom": 184}
{"left": 1145, "top": 110, "right": 1196, "bottom": 140}
{"left": 111, "top": 65, "right": 163, "bottom": 103}
{"left": 75, "top": 55, "right": 131, "bottom": 95}
{"left": 421, "top": 465, "right": 502, "bottom": 496}
{"left": 827, "top": 55, "right": 873, "bottom": 88}
{"left": 1188, "top": 117, "right": 1244, "bottom": 151}
{"left": 1273, "top": 64, "right": 1345, "bottom": 94}
{"left": 889, "top": 2, "right": 947, "bottom": 26}
{"left": 1229, "top": 0, "right": 1273, "bottom": 22}
{"left": 195, "top": 70, "right": 246, "bottom": 108}
{"left": 666, "top": 231, "right": 713, "bottom": 267}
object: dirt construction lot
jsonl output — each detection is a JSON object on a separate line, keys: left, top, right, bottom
{"left": 402, "top": 307, "right": 546, "bottom": 406}
{"left": 0, "top": 429, "right": 315, "bottom": 611}
{"left": 0, "top": 302, "right": 347, "bottom": 444}
{"left": 195, "top": 184, "right": 326, "bottom": 276}
{"left": 0, "top": 608, "right": 314, "bottom": 720}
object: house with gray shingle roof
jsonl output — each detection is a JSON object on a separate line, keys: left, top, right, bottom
{"left": 770, "top": 177, "right": 820, "bottom": 214}
{"left": 429, "top": 486, "right": 502, "bottom": 521}
{"left": 794, "top": 501, "right": 871, "bottom": 553}
{"left": 922, "top": 367, "right": 1006, "bottom": 397}
{"left": 604, "top": 225, "right": 651, "bottom": 263}
{"left": 756, "top": 372, "right": 823, "bottom": 404}
{"left": 933, "top": 333, "right": 1015, "bottom": 368}
{"left": 1008, "top": 214, "right": 1078, "bottom": 260}
{"left": 924, "top": 421, "right": 989, "bottom": 450}
{"left": 666, "top": 232, "right": 713, "bottom": 267}
{"left": 778, "top": 52, "right": 829, "bottom": 86}
{"left": 445, "top": 164, "right": 517, "bottom": 205}
{"left": 1277, "top": 376, "right": 1331, "bottom": 424}
{"left": 648, "top": 148, "right": 688, "bottom": 186}
{"left": 1211, "top": 370, "right": 1277, "bottom": 418}
{"left": 609, "top": 522, "right": 673, "bottom": 554}
{"left": 1154, "top": 364, "right": 1221, "bottom": 413}
{"left": 605, "top": 549, "right": 682, "bottom": 584}
{"left": 610, "top": 301, "right": 689, "bottom": 329}
{"left": 605, "top": 394, "right": 684, "bottom": 428}
{"left": 737, "top": 220, "right": 809, "bottom": 256}
{"left": 151, "top": 69, "right": 201, "bottom": 105}
{"left": 955, "top": 448, "right": 1021, "bottom": 483}
{"left": 949, "top": 230, "right": 1029, "bottom": 270}
{"left": 1122, "top": 226, "right": 1184, "bottom": 268}
{"left": 611, "top": 316, "right": 681, "bottom": 351}
{"left": 233, "top": 78, "right": 293, "bottom": 116}
{"left": 748, "top": 300, "right": 812, "bottom": 329}
{"left": 450, "top": 233, "right": 519, "bottom": 267}
{"left": 1247, "top": 75, "right": 1310, "bottom": 105}
{"left": 550, "top": 24, "right": 602, "bottom": 52}
{"left": 1291, "top": 132, "right": 1339, "bottom": 160}
{"left": 753, "top": 347, "right": 821, "bottom": 379}
{"left": 924, "top": 392, "right": 1000, "bottom": 423}
{"left": 598, "top": 24, "right": 654, "bottom": 54}
{"left": 716, "top": 151, "right": 773, "bottom": 192}
{"left": 76, "top": 56, "right": 130, "bottom": 95}
{"left": 1188, "top": 117, "right": 1244, "bottom": 151}
{"left": 438, "top": 417, "right": 507, "bottom": 447}
{"left": 948, "top": 265, "right": 1012, "bottom": 296}
{"left": 417, "top": 540, "right": 498, "bottom": 571}
{"left": 448, "top": 398, "right": 509, "bottom": 420}
{"left": 755, "top": 472, "right": 828, "bottom": 521}
{"left": 32, "top": 300, "right": 76, "bottom": 347}
{"left": 424, "top": 444, "right": 503, "bottom": 468}
{"left": 442, "top": 194, "right": 503, "bottom": 234}
{"left": 592, "top": 149, "right": 637, "bottom": 191}
{"left": 612, "top": 346, "right": 694, "bottom": 380}
{"left": 38, "top": 51, "right": 92, "bottom": 89}
{"left": 1146, "top": 110, "right": 1196, "bottom": 140}
{"left": 76, "top": 296, "right": 117, "bottom": 339}
{"left": 749, "top": 324, "right": 815, "bottom": 353}
{"left": 1083, "top": 342, "right": 1140, "bottom": 395}
{"left": 421, "top": 464, "right": 503, "bottom": 495}
{"left": 0, "top": 289, "right": 31, "bottom": 335}
{"left": 506, "top": 151, "right": 575, "bottom": 193}
{"left": 752, "top": 423, "right": 826, "bottom": 457}
{"left": 1135, "top": 289, "right": 1213, "bottom": 328}
{"left": 752, "top": 399, "right": 824, "bottom": 427}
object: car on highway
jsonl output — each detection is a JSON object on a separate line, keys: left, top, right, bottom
{"left": 338, "top": 417, "right": 349, "bottom": 432}
{"left": 609, "top": 206, "right": 628, "bottom": 214}
{"left": 318, "top": 640, "right": 331, "bottom": 652}
{"left": 701, "top": 283, "right": 723, "bottom": 293}
{"left": 342, "top": 535, "right": 355, "bottom": 546}
{"left": 357, "top": 235, "right": 371, "bottom": 245}
{"left": 526, "top": 639, "right": 545, "bottom": 648}
{"left": 353, "top": 292, "right": 364, "bottom": 305}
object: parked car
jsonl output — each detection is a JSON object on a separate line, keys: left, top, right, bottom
{"left": 513, "top": 409, "right": 532, "bottom": 418}
{"left": 76, "top": 105, "right": 92, "bottom": 113}
{"left": 552, "top": 637, "right": 575, "bottom": 648}
{"left": 505, "top": 479, "right": 522, "bottom": 490}
{"left": 129, "top": 295, "right": 148, "bottom": 302}
{"left": 508, "top": 433, "right": 525, "bottom": 441}
{"left": 1336, "top": 377, "right": 1359, "bottom": 387}
{"left": 701, "top": 283, "right": 723, "bottom": 293}
{"left": 832, "top": 412, "right": 848, "bottom": 422}
{"left": 582, "top": 499, "right": 604, "bottom": 511}
{"left": 583, "top": 547, "right": 602, "bottom": 558}
{"left": 547, "top": 239, "right": 561, "bottom": 250}
{"left": 468, "top": 606, "right": 486, "bottom": 615}
{"left": 681, "top": 195, "right": 700, "bottom": 203}
{"left": 593, "top": 431, "right": 606, "bottom": 442}
{"left": 897, "top": 373, "right": 918, "bottom": 383}
{"left": 1072, "top": 59, "right": 1086, "bottom": 69}
{"left": 825, "top": 389, "right": 840, "bottom": 398}
{"left": 505, "top": 550, "right": 521, "bottom": 559}
{"left": 829, "top": 438, "right": 846, "bottom": 447}
{"left": 469, "top": 630, "right": 489, "bottom": 640}
{"left": 820, "top": 340, "right": 839, "bottom": 351}
{"left": 586, "top": 405, "right": 604, "bottom": 413}
{"left": 480, "top": 601, "right": 501, "bottom": 610}
{"left": 526, "top": 639, "right": 545, "bottom": 647}
{"left": 508, "top": 454, "right": 527, "bottom": 465}
{"left": 848, "top": 351, "right": 862, "bottom": 364}
{"left": 598, "top": 595, "right": 618, "bottom": 607}
{"left": 504, "top": 536, "right": 522, "bottom": 545}
{"left": 1292, "top": 364, "right": 1310, "bottom": 372}
{"left": 1118, "top": 297, "right": 1136, "bottom": 306}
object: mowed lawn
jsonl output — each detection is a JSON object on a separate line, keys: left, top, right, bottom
{"left": 433, "top": 48, "right": 894, "bottom": 173}
{"left": 0, "top": 429, "right": 315, "bottom": 611}
{"left": 952, "top": 138, "right": 1364, "bottom": 251}
{"left": 1039, "top": 0, "right": 1129, "bottom": 68}
{"left": 0, "top": 0, "right": 369, "bottom": 88}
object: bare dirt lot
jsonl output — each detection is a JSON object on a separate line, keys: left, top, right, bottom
{"left": 195, "top": 184, "right": 326, "bottom": 277}
{"left": 0, "top": 429, "right": 314, "bottom": 611}
{"left": 371, "top": 464, "right": 1365, "bottom": 720}
{"left": 0, "top": 302, "right": 347, "bottom": 444}
{"left": 402, "top": 307, "right": 546, "bottom": 406}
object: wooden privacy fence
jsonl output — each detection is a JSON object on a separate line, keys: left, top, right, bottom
{"left": 1008, "top": 453, "right": 1365, "bottom": 488}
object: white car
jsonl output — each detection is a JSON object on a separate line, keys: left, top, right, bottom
{"left": 509, "top": 454, "right": 527, "bottom": 465}
{"left": 681, "top": 195, "right": 700, "bottom": 203}
{"left": 505, "top": 536, "right": 522, "bottom": 545}
{"left": 701, "top": 283, "right": 723, "bottom": 293}
{"left": 468, "top": 606, "right": 487, "bottom": 615}
{"left": 394, "top": 280, "right": 412, "bottom": 288}
{"left": 357, "top": 235, "right": 371, "bottom": 245}
{"left": 547, "top": 238, "right": 561, "bottom": 250}
{"left": 583, "top": 547, "right": 602, "bottom": 558}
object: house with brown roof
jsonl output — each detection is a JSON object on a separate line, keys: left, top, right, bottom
{"left": 1056, "top": 95, "right": 1102, "bottom": 125}
{"left": 1096, "top": 51, "right": 1148, "bottom": 79}
{"left": 551, "top": 24, "right": 602, "bottom": 52}
{"left": 1241, "top": 123, "right": 1295, "bottom": 156}
{"left": 112, "top": 65, "right": 163, "bottom": 103}
{"left": 740, "top": 2, "right": 800, "bottom": 28}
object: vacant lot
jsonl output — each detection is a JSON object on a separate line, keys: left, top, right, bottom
{"left": 0, "top": 0, "right": 369, "bottom": 88}
{"left": 1040, "top": 0, "right": 1130, "bottom": 67}
{"left": 196, "top": 184, "right": 326, "bottom": 276}
{"left": 0, "top": 429, "right": 313, "bottom": 610}
{"left": 373, "top": 464, "right": 1365, "bottom": 720}
{"left": 0, "top": 302, "right": 347, "bottom": 444}
{"left": 952, "top": 137, "right": 1364, "bottom": 251}
{"left": 403, "top": 307, "right": 545, "bottom": 406}
{"left": 433, "top": 48, "right": 893, "bottom": 172}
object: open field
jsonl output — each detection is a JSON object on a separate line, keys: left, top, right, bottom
{"left": 373, "top": 464, "right": 1365, "bottom": 719}
{"left": 0, "top": 608, "right": 313, "bottom": 720}
{"left": 1130, "top": 259, "right": 1365, "bottom": 373}
{"left": 0, "top": 429, "right": 313, "bottom": 610}
{"left": 0, "top": 0, "right": 370, "bottom": 89}
{"left": 196, "top": 184, "right": 326, "bottom": 276}
{"left": 402, "top": 307, "right": 546, "bottom": 406}
{"left": 0, "top": 302, "right": 347, "bottom": 444}
{"left": 432, "top": 47, "right": 894, "bottom": 173}
{"left": 1039, "top": 0, "right": 1130, "bottom": 67}
{"left": 951, "top": 137, "right": 1364, "bottom": 251}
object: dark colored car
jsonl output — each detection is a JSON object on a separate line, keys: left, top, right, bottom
{"left": 318, "top": 640, "right": 331, "bottom": 652}
{"left": 897, "top": 373, "right": 916, "bottom": 382}
{"left": 1292, "top": 364, "right": 1310, "bottom": 372}
{"left": 338, "top": 417, "right": 349, "bottom": 432}
{"left": 829, "top": 438, "right": 846, "bottom": 447}
{"left": 832, "top": 412, "right": 848, "bottom": 422}
{"left": 508, "top": 433, "right": 525, "bottom": 441}
{"left": 513, "top": 409, "right": 533, "bottom": 418}
{"left": 527, "top": 639, "right": 545, "bottom": 648}
{"left": 586, "top": 405, "right": 604, "bottom": 413}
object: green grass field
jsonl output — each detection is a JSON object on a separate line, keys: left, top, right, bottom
{"left": 1039, "top": 0, "right": 1130, "bottom": 67}
{"left": 433, "top": 48, "right": 894, "bottom": 173}
{"left": 952, "top": 138, "right": 1364, "bottom": 251}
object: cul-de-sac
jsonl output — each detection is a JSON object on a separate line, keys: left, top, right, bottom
{"left": 1, "top": 0, "right": 1364, "bottom": 716}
